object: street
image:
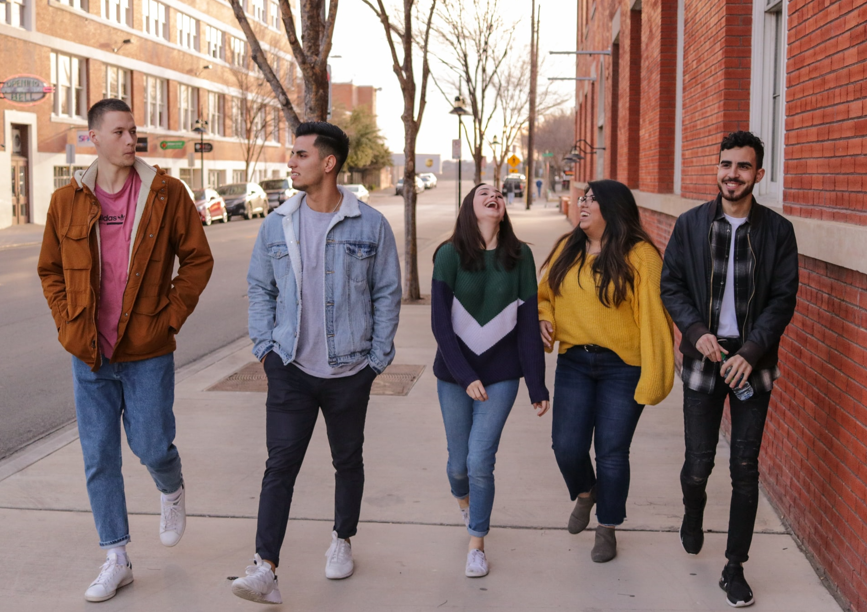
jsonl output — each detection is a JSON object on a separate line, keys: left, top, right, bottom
{"left": 0, "top": 181, "right": 472, "bottom": 461}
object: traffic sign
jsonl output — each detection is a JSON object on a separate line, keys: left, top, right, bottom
{"left": 160, "top": 140, "right": 185, "bottom": 150}
{"left": 507, "top": 154, "right": 521, "bottom": 167}
{"left": 542, "top": 151, "right": 554, "bottom": 157}
{"left": 452, "top": 139, "right": 461, "bottom": 159}
{"left": 194, "top": 142, "right": 213, "bottom": 153}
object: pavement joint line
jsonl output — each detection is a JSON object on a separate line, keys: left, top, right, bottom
{"left": 0, "top": 241, "right": 41, "bottom": 250}
{"left": 0, "top": 506, "right": 792, "bottom": 535}
{"left": 175, "top": 336, "right": 252, "bottom": 383}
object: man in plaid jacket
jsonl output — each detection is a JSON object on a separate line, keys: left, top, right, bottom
{"left": 660, "top": 131, "right": 799, "bottom": 608}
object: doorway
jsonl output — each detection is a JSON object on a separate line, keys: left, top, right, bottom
{"left": 10, "top": 125, "right": 30, "bottom": 224}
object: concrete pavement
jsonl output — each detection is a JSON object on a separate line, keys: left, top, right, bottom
{"left": 0, "top": 204, "right": 842, "bottom": 611}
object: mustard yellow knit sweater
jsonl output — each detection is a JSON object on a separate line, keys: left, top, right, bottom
{"left": 538, "top": 241, "right": 675, "bottom": 406}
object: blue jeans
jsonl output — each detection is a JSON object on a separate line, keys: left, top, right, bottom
{"left": 72, "top": 353, "right": 183, "bottom": 548}
{"left": 437, "top": 379, "right": 519, "bottom": 537}
{"left": 552, "top": 346, "right": 644, "bottom": 526}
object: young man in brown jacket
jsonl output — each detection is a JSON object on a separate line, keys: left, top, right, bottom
{"left": 37, "top": 99, "right": 213, "bottom": 602}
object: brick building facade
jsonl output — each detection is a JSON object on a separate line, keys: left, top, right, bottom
{"left": 563, "top": 0, "right": 867, "bottom": 609}
{"left": 0, "top": 0, "right": 301, "bottom": 228}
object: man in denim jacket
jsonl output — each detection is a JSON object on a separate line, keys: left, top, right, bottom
{"left": 232, "top": 122, "right": 401, "bottom": 605}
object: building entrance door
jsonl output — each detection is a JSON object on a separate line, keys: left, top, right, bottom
{"left": 10, "top": 126, "right": 31, "bottom": 224}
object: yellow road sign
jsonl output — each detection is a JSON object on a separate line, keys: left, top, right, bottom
{"left": 507, "top": 154, "right": 521, "bottom": 167}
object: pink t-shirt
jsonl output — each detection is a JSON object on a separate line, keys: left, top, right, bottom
{"left": 94, "top": 170, "right": 142, "bottom": 358}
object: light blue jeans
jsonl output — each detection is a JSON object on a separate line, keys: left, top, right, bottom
{"left": 437, "top": 378, "right": 520, "bottom": 537}
{"left": 72, "top": 353, "right": 183, "bottom": 548}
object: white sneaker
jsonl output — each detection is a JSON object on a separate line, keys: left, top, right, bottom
{"left": 465, "top": 549, "right": 488, "bottom": 577}
{"left": 460, "top": 506, "right": 470, "bottom": 528}
{"left": 84, "top": 553, "right": 134, "bottom": 602}
{"left": 325, "top": 531, "right": 354, "bottom": 579}
{"left": 231, "top": 554, "right": 282, "bottom": 604}
{"left": 160, "top": 485, "right": 186, "bottom": 547}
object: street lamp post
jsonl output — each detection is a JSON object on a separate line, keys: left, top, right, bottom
{"left": 490, "top": 135, "right": 500, "bottom": 189}
{"left": 449, "top": 96, "right": 470, "bottom": 215}
{"left": 193, "top": 118, "right": 208, "bottom": 189}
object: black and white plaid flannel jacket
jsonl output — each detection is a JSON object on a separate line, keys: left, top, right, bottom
{"left": 681, "top": 208, "right": 780, "bottom": 395}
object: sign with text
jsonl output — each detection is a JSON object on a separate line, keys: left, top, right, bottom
{"left": 160, "top": 140, "right": 185, "bottom": 150}
{"left": 76, "top": 131, "right": 92, "bottom": 147}
{"left": 0, "top": 75, "right": 54, "bottom": 105}
{"left": 194, "top": 142, "right": 214, "bottom": 153}
{"left": 136, "top": 137, "right": 148, "bottom": 152}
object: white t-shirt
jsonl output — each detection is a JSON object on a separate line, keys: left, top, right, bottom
{"left": 717, "top": 214, "right": 748, "bottom": 338}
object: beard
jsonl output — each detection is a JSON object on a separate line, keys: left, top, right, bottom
{"left": 717, "top": 178, "right": 755, "bottom": 202}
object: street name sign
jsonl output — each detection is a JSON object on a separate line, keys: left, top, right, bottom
{"left": 160, "top": 140, "right": 185, "bottom": 150}
{"left": 195, "top": 142, "right": 214, "bottom": 153}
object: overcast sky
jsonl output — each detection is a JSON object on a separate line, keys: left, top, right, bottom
{"left": 328, "top": 0, "right": 578, "bottom": 163}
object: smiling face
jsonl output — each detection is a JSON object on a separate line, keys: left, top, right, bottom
{"left": 578, "top": 188, "right": 606, "bottom": 239}
{"left": 717, "top": 146, "right": 764, "bottom": 204}
{"left": 90, "top": 111, "right": 137, "bottom": 169}
{"left": 472, "top": 184, "right": 506, "bottom": 223}
{"left": 287, "top": 134, "right": 336, "bottom": 191}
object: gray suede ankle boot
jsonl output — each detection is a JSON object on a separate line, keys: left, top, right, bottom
{"left": 591, "top": 526, "right": 617, "bottom": 563}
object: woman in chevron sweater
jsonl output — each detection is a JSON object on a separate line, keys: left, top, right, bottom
{"left": 431, "top": 183, "right": 550, "bottom": 578}
{"left": 538, "top": 179, "right": 674, "bottom": 564}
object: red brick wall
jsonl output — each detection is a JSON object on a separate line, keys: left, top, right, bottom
{"left": 605, "top": 42, "right": 621, "bottom": 181}
{"left": 639, "top": 0, "right": 678, "bottom": 193}
{"left": 680, "top": 0, "right": 753, "bottom": 200}
{"left": 617, "top": 8, "right": 643, "bottom": 188}
{"left": 783, "top": 0, "right": 867, "bottom": 226}
{"left": 761, "top": 257, "right": 867, "bottom": 611}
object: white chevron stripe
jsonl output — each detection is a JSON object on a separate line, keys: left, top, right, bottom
{"left": 451, "top": 297, "right": 524, "bottom": 355}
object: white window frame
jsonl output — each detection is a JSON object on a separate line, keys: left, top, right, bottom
{"left": 56, "top": 0, "right": 87, "bottom": 10}
{"left": 231, "top": 36, "right": 247, "bottom": 67}
{"left": 233, "top": 169, "right": 246, "bottom": 183}
{"left": 270, "top": 0, "right": 279, "bottom": 29}
{"left": 144, "top": 75, "right": 168, "bottom": 129}
{"left": 50, "top": 51, "right": 86, "bottom": 119}
{"left": 142, "top": 0, "right": 168, "bottom": 40}
{"left": 4, "top": 0, "right": 26, "bottom": 28}
{"left": 231, "top": 97, "right": 246, "bottom": 139}
{"left": 749, "top": 0, "right": 787, "bottom": 203}
{"left": 102, "top": 0, "right": 131, "bottom": 26}
{"left": 270, "top": 106, "right": 280, "bottom": 142}
{"left": 250, "top": 0, "right": 264, "bottom": 22}
{"left": 208, "top": 92, "right": 225, "bottom": 136}
{"left": 205, "top": 25, "right": 225, "bottom": 61}
{"left": 177, "top": 12, "right": 199, "bottom": 51}
{"left": 104, "top": 65, "right": 131, "bottom": 104}
{"left": 179, "top": 84, "right": 198, "bottom": 132}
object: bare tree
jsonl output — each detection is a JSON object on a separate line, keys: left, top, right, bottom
{"left": 532, "top": 110, "right": 574, "bottom": 190}
{"left": 360, "top": 0, "right": 437, "bottom": 301}
{"left": 432, "top": 0, "right": 514, "bottom": 184}
{"left": 229, "top": 59, "right": 281, "bottom": 182}
{"left": 229, "top": 0, "right": 338, "bottom": 127}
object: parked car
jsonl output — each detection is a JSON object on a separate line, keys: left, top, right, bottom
{"left": 419, "top": 173, "right": 438, "bottom": 189}
{"left": 216, "top": 182, "right": 268, "bottom": 220}
{"left": 192, "top": 188, "right": 228, "bottom": 225}
{"left": 343, "top": 184, "right": 370, "bottom": 204}
{"left": 503, "top": 173, "right": 527, "bottom": 198}
{"left": 259, "top": 178, "right": 297, "bottom": 211}
{"left": 395, "top": 176, "right": 425, "bottom": 195}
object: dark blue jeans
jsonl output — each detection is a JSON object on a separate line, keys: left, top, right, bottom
{"left": 552, "top": 346, "right": 644, "bottom": 526}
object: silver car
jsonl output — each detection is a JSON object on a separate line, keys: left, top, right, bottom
{"left": 260, "top": 178, "right": 297, "bottom": 211}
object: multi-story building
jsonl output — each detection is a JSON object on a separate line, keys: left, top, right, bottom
{"left": 0, "top": 0, "right": 301, "bottom": 228}
{"left": 560, "top": 1, "right": 866, "bottom": 609}
{"left": 331, "top": 81, "right": 377, "bottom": 116}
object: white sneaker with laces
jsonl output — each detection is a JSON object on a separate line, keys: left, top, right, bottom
{"left": 465, "top": 549, "right": 488, "bottom": 577}
{"left": 160, "top": 485, "right": 186, "bottom": 547}
{"left": 460, "top": 506, "right": 470, "bottom": 528}
{"left": 231, "top": 554, "right": 282, "bottom": 604}
{"left": 84, "top": 553, "right": 134, "bottom": 602}
{"left": 325, "top": 531, "right": 354, "bottom": 579}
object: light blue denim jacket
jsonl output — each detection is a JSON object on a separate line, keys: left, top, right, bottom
{"left": 247, "top": 187, "right": 401, "bottom": 373}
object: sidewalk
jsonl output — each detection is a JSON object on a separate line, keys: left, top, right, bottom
{"left": 0, "top": 206, "right": 841, "bottom": 611}
{"left": 0, "top": 223, "right": 45, "bottom": 249}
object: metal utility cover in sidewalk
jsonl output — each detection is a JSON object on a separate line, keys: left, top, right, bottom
{"left": 208, "top": 363, "right": 425, "bottom": 396}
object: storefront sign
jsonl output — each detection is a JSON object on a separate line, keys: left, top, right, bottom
{"left": 0, "top": 75, "right": 54, "bottom": 105}
{"left": 77, "top": 131, "right": 92, "bottom": 147}
{"left": 136, "top": 137, "right": 149, "bottom": 152}
{"left": 194, "top": 142, "right": 213, "bottom": 153}
{"left": 160, "top": 140, "right": 185, "bottom": 150}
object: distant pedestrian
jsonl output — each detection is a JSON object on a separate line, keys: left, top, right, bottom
{"left": 37, "top": 98, "right": 213, "bottom": 602}
{"left": 505, "top": 181, "right": 515, "bottom": 205}
{"left": 661, "top": 131, "right": 799, "bottom": 608}
{"left": 231, "top": 121, "right": 401, "bottom": 604}
{"left": 431, "top": 183, "right": 549, "bottom": 578}
{"left": 538, "top": 179, "right": 674, "bottom": 564}
{"left": 536, "top": 178, "right": 543, "bottom": 198}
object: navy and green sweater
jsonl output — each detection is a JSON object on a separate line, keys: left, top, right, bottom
{"left": 431, "top": 243, "right": 549, "bottom": 403}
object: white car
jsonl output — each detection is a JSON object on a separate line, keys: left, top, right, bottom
{"left": 419, "top": 173, "right": 438, "bottom": 189}
{"left": 344, "top": 184, "right": 370, "bottom": 204}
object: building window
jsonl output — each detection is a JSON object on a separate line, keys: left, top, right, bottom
{"left": 4, "top": 0, "right": 26, "bottom": 26}
{"left": 179, "top": 168, "right": 193, "bottom": 186}
{"left": 56, "top": 0, "right": 87, "bottom": 10}
{"left": 271, "top": 107, "right": 280, "bottom": 142}
{"left": 208, "top": 92, "right": 225, "bottom": 136}
{"left": 102, "top": 0, "right": 131, "bottom": 26}
{"left": 205, "top": 25, "right": 224, "bottom": 61}
{"left": 142, "top": 0, "right": 168, "bottom": 39}
{"left": 270, "top": 0, "right": 279, "bottom": 28}
{"left": 179, "top": 84, "right": 198, "bottom": 132}
{"left": 250, "top": 0, "right": 264, "bottom": 22}
{"left": 208, "top": 169, "right": 223, "bottom": 188}
{"left": 230, "top": 36, "right": 247, "bottom": 68}
{"left": 54, "top": 165, "right": 88, "bottom": 190}
{"left": 144, "top": 75, "right": 167, "bottom": 129}
{"left": 50, "top": 52, "right": 86, "bottom": 118}
{"left": 104, "top": 65, "right": 130, "bottom": 104}
{"left": 177, "top": 12, "right": 198, "bottom": 51}
{"left": 233, "top": 169, "right": 246, "bottom": 183}
{"left": 231, "top": 97, "right": 246, "bottom": 139}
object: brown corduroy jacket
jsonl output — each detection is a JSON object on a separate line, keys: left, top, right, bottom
{"left": 37, "top": 158, "right": 213, "bottom": 371}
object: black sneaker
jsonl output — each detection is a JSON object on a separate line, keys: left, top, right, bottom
{"left": 679, "top": 494, "right": 706, "bottom": 555}
{"left": 719, "top": 562, "right": 755, "bottom": 608}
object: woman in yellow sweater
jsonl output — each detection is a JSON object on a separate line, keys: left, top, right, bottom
{"left": 538, "top": 179, "right": 674, "bottom": 563}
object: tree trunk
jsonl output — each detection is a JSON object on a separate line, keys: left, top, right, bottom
{"left": 402, "top": 125, "right": 420, "bottom": 300}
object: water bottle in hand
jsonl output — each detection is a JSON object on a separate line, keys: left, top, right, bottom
{"left": 720, "top": 354, "right": 754, "bottom": 400}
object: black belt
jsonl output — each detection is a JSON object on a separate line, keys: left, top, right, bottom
{"left": 576, "top": 344, "right": 611, "bottom": 353}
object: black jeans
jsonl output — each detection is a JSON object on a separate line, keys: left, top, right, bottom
{"left": 681, "top": 384, "right": 771, "bottom": 564}
{"left": 256, "top": 354, "right": 377, "bottom": 567}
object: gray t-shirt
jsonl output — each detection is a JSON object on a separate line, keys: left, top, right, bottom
{"left": 293, "top": 200, "right": 367, "bottom": 378}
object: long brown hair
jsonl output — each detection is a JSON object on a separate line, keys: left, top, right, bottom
{"left": 433, "top": 183, "right": 524, "bottom": 271}
{"left": 541, "top": 179, "right": 659, "bottom": 307}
